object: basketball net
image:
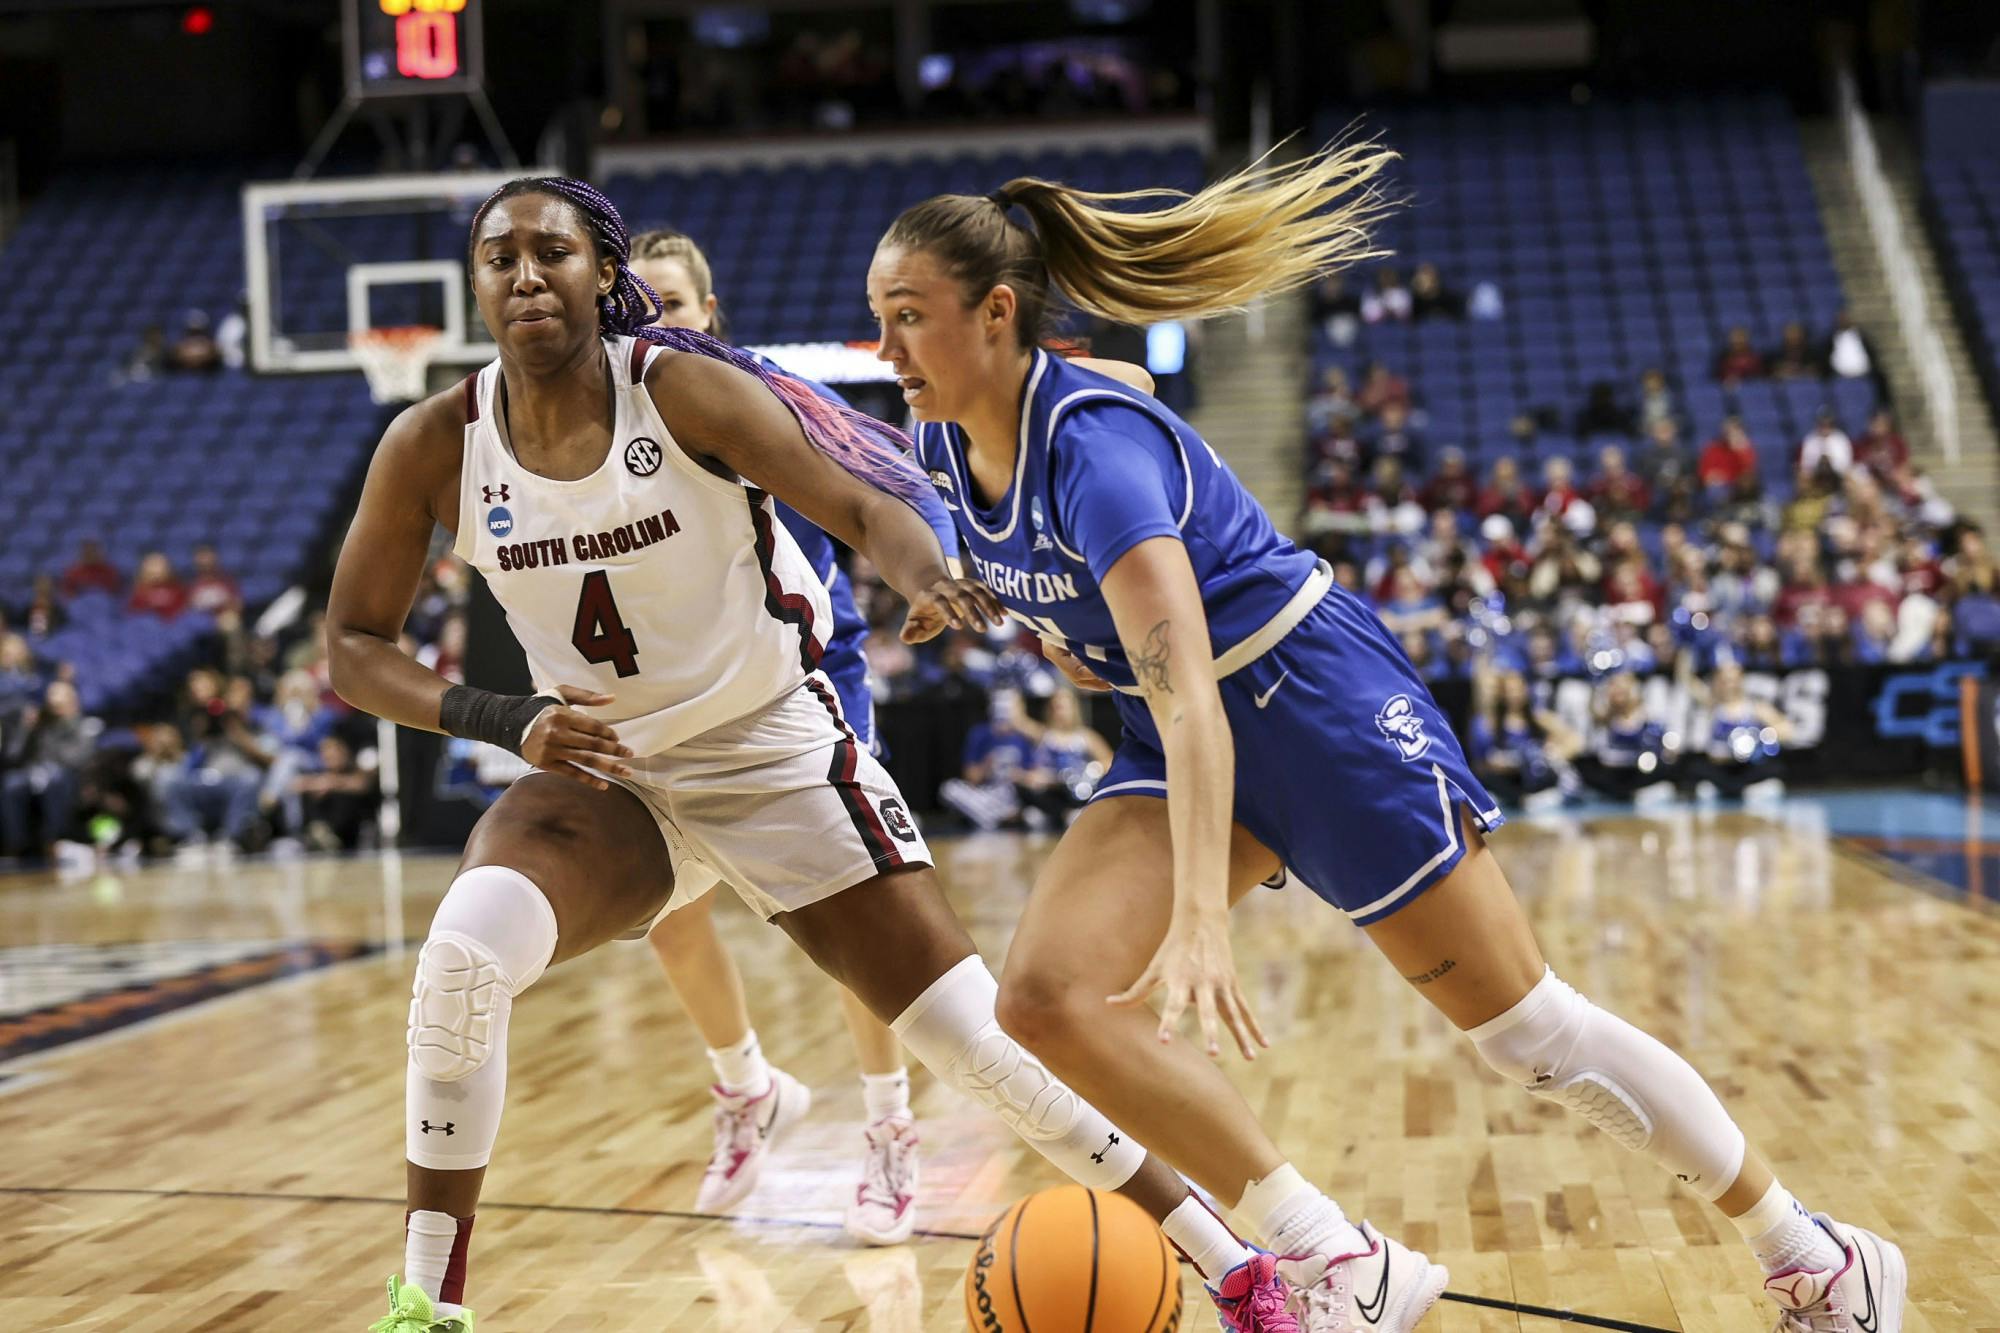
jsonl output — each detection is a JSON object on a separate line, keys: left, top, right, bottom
{"left": 350, "top": 325, "right": 444, "bottom": 405}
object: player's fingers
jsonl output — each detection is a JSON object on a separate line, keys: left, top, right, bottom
{"left": 1195, "top": 985, "right": 1223, "bottom": 1058}
{"left": 1217, "top": 985, "right": 1260, "bottom": 1061}
{"left": 560, "top": 727, "right": 627, "bottom": 756}
{"left": 1154, "top": 981, "right": 1189, "bottom": 1044}
{"left": 554, "top": 760, "right": 612, "bottom": 791}
{"left": 1232, "top": 981, "right": 1271, "bottom": 1050}
{"left": 555, "top": 685, "right": 615, "bottom": 707}
{"left": 962, "top": 582, "right": 1006, "bottom": 625}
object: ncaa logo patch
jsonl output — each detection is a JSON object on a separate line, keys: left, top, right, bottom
{"left": 878, "top": 797, "right": 918, "bottom": 843}
{"left": 624, "top": 437, "right": 663, "bottom": 477}
{"left": 486, "top": 506, "right": 514, "bottom": 538}
{"left": 1375, "top": 693, "right": 1432, "bottom": 762}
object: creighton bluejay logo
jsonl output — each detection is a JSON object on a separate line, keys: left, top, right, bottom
{"left": 1375, "top": 693, "right": 1432, "bottom": 762}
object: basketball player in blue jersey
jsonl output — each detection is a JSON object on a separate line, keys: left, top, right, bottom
{"left": 628, "top": 226, "right": 1168, "bottom": 1245}
{"left": 868, "top": 147, "right": 1906, "bottom": 1333}
{"left": 338, "top": 178, "right": 1300, "bottom": 1333}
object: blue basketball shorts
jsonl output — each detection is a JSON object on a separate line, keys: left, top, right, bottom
{"left": 1094, "top": 586, "right": 1503, "bottom": 927}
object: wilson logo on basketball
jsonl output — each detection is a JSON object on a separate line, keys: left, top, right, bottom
{"left": 624, "top": 437, "right": 663, "bottom": 476}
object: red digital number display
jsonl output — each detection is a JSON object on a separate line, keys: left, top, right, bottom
{"left": 396, "top": 12, "right": 459, "bottom": 79}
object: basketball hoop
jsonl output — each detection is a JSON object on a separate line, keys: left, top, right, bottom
{"left": 350, "top": 325, "right": 444, "bottom": 404}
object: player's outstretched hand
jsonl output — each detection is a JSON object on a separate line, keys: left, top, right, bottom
{"left": 1108, "top": 912, "right": 1269, "bottom": 1061}
{"left": 520, "top": 684, "right": 636, "bottom": 791}
{"left": 1045, "top": 644, "right": 1113, "bottom": 693}
{"left": 901, "top": 576, "right": 1007, "bottom": 643}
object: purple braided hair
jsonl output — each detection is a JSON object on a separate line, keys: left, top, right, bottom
{"left": 471, "top": 176, "right": 931, "bottom": 513}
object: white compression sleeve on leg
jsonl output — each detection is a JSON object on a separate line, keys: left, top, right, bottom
{"left": 1469, "top": 967, "right": 1747, "bottom": 1201}
{"left": 406, "top": 865, "right": 559, "bottom": 1171}
{"left": 891, "top": 955, "right": 1147, "bottom": 1192}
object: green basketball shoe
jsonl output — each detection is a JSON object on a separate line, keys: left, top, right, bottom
{"left": 368, "top": 1276, "right": 475, "bottom": 1332}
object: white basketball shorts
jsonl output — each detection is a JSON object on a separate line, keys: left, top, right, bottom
{"left": 601, "top": 672, "right": 931, "bottom": 921}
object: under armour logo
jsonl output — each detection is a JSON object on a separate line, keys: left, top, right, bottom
{"left": 1090, "top": 1132, "right": 1120, "bottom": 1164}
{"left": 482, "top": 484, "right": 509, "bottom": 504}
{"left": 420, "top": 1120, "right": 455, "bottom": 1136}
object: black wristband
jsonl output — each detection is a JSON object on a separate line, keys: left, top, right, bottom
{"left": 438, "top": 685, "right": 559, "bottom": 756}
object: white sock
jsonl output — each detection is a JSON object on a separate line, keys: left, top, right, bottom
{"left": 1733, "top": 1182, "right": 1844, "bottom": 1273}
{"left": 403, "top": 1209, "right": 459, "bottom": 1302}
{"left": 1162, "top": 1194, "right": 1255, "bottom": 1281}
{"left": 1237, "top": 1163, "right": 1368, "bottom": 1260}
{"left": 860, "top": 1068, "right": 910, "bottom": 1121}
{"left": 707, "top": 1029, "right": 771, "bottom": 1098}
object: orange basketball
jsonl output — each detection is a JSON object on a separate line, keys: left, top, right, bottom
{"left": 964, "top": 1185, "right": 1183, "bottom": 1333}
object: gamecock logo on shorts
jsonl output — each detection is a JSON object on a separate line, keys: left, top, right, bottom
{"left": 624, "top": 437, "right": 663, "bottom": 477}
{"left": 878, "top": 797, "right": 917, "bottom": 842}
{"left": 1374, "top": 693, "right": 1432, "bottom": 762}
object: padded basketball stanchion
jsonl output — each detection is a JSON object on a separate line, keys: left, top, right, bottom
{"left": 351, "top": 325, "right": 444, "bottom": 404}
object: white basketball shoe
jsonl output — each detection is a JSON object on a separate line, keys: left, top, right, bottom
{"left": 844, "top": 1114, "right": 920, "bottom": 1245}
{"left": 1277, "top": 1222, "right": 1449, "bottom": 1332}
{"left": 1764, "top": 1215, "right": 1905, "bottom": 1333}
{"left": 694, "top": 1068, "right": 811, "bottom": 1212}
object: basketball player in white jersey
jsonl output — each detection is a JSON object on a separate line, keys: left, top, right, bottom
{"left": 336, "top": 177, "right": 1306, "bottom": 1333}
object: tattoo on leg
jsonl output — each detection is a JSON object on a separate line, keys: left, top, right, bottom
{"left": 1404, "top": 958, "right": 1456, "bottom": 985}
{"left": 1133, "top": 619, "right": 1173, "bottom": 696}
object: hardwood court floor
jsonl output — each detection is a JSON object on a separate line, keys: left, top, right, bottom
{"left": 1, "top": 805, "right": 1996, "bottom": 1331}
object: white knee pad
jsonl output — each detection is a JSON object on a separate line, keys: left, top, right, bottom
{"left": 1469, "top": 968, "right": 1746, "bottom": 1201}
{"left": 408, "top": 866, "right": 558, "bottom": 1082}
{"left": 892, "top": 956, "right": 1145, "bottom": 1192}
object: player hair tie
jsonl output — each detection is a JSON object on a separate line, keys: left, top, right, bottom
{"left": 987, "top": 189, "right": 1014, "bottom": 211}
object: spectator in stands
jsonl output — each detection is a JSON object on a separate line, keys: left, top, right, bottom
{"left": 127, "top": 551, "right": 188, "bottom": 620}
{"left": 1360, "top": 267, "right": 1411, "bottom": 323}
{"left": 1528, "top": 522, "right": 1601, "bottom": 604}
{"left": 1469, "top": 668, "right": 1580, "bottom": 812}
{"left": 154, "top": 668, "right": 268, "bottom": 854}
{"left": 1356, "top": 360, "right": 1410, "bottom": 416}
{"left": 1734, "top": 614, "right": 1795, "bottom": 669}
{"left": 1854, "top": 408, "right": 1909, "bottom": 481}
{"left": 1574, "top": 380, "right": 1633, "bottom": 437}
{"left": 1698, "top": 416, "right": 1761, "bottom": 497}
{"left": 939, "top": 688, "right": 1040, "bottom": 831}
{"left": 1634, "top": 417, "right": 1694, "bottom": 497}
{"left": 168, "top": 310, "right": 222, "bottom": 374}
{"left": 1853, "top": 600, "right": 1898, "bottom": 663}
{"left": 61, "top": 539, "right": 122, "bottom": 600}
{"left": 1, "top": 680, "right": 100, "bottom": 862}
{"left": 1577, "top": 673, "right": 1677, "bottom": 805}
{"left": 214, "top": 294, "right": 249, "bottom": 371}
{"left": 1366, "top": 456, "right": 1424, "bottom": 534}
{"left": 1587, "top": 445, "right": 1651, "bottom": 524}
{"left": 1693, "top": 661, "right": 1788, "bottom": 801}
{"left": 415, "top": 612, "right": 466, "bottom": 684}
{"left": 1408, "top": 263, "right": 1464, "bottom": 321}
{"left": 0, "top": 633, "right": 44, "bottom": 715}
{"left": 1946, "top": 529, "right": 2000, "bottom": 656}
{"left": 1476, "top": 455, "right": 1538, "bottom": 526}
{"left": 1636, "top": 367, "right": 1676, "bottom": 432}
{"left": 1306, "top": 365, "right": 1357, "bottom": 436}
{"left": 1538, "top": 457, "right": 1587, "bottom": 528}
{"left": 186, "top": 544, "right": 243, "bottom": 617}
{"left": 1365, "top": 399, "right": 1425, "bottom": 474}
{"left": 1798, "top": 407, "right": 1855, "bottom": 479}
{"left": 1822, "top": 309, "right": 1875, "bottom": 381}
{"left": 255, "top": 668, "right": 340, "bottom": 835}
{"left": 1769, "top": 321, "right": 1817, "bottom": 380}
{"left": 1310, "top": 409, "right": 1364, "bottom": 469}
{"left": 124, "top": 324, "right": 167, "bottom": 384}
{"left": 1017, "top": 690, "right": 1113, "bottom": 827}
{"left": 292, "top": 734, "right": 378, "bottom": 851}
{"left": 17, "top": 575, "right": 67, "bottom": 639}
{"left": 1377, "top": 567, "right": 1449, "bottom": 639}
{"left": 1310, "top": 273, "right": 1362, "bottom": 346}
{"left": 1301, "top": 458, "right": 1367, "bottom": 536}
{"left": 1419, "top": 446, "right": 1479, "bottom": 513}
{"left": 1715, "top": 325, "right": 1766, "bottom": 382}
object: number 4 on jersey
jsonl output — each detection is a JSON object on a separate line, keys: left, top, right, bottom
{"left": 572, "top": 571, "right": 640, "bottom": 677}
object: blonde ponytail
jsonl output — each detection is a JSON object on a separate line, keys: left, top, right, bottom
{"left": 1005, "top": 139, "right": 1396, "bottom": 325}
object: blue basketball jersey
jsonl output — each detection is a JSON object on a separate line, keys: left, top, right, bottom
{"left": 912, "top": 350, "right": 1320, "bottom": 688}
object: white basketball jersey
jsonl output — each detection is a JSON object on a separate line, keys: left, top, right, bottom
{"left": 450, "top": 335, "right": 832, "bottom": 756}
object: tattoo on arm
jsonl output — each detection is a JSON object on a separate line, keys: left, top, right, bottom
{"left": 1404, "top": 958, "right": 1457, "bottom": 986}
{"left": 1133, "top": 619, "right": 1173, "bottom": 696}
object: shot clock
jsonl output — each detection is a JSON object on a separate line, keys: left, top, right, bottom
{"left": 345, "top": 0, "right": 484, "bottom": 96}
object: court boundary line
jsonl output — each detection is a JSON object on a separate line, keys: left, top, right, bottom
{"left": 0, "top": 1185, "right": 1677, "bottom": 1330}
{"left": 1832, "top": 836, "right": 2000, "bottom": 916}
